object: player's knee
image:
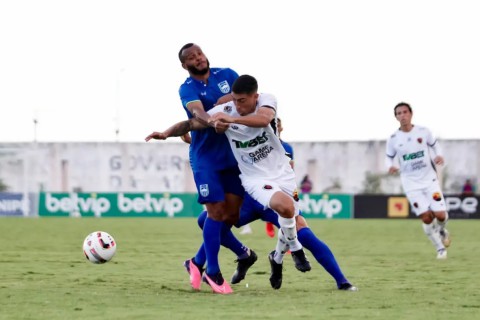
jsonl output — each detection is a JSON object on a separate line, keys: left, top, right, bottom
{"left": 295, "top": 215, "right": 308, "bottom": 230}
{"left": 434, "top": 211, "right": 447, "bottom": 221}
{"left": 420, "top": 211, "right": 434, "bottom": 224}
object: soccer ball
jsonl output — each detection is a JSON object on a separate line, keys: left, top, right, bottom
{"left": 83, "top": 231, "right": 117, "bottom": 264}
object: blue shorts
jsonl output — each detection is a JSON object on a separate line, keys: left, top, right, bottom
{"left": 193, "top": 167, "right": 244, "bottom": 204}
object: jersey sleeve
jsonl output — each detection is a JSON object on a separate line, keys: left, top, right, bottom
{"left": 385, "top": 136, "right": 396, "bottom": 169}
{"left": 425, "top": 127, "right": 443, "bottom": 156}
{"left": 258, "top": 93, "right": 277, "bottom": 112}
{"left": 179, "top": 83, "right": 200, "bottom": 110}
{"left": 207, "top": 104, "right": 226, "bottom": 116}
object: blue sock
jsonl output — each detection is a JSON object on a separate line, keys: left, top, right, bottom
{"left": 198, "top": 210, "right": 249, "bottom": 259}
{"left": 221, "top": 224, "right": 249, "bottom": 259}
{"left": 193, "top": 243, "right": 206, "bottom": 267}
{"left": 203, "top": 217, "right": 223, "bottom": 276}
{"left": 298, "top": 228, "right": 349, "bottom": 288}
{"left": 193, "top": 211, "right": 208, "bottom": 266}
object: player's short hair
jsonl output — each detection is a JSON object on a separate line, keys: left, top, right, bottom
{"left": 178, "top": 43, "right": 195, "bottom": 63}
{"left": 232, "top": 75, "right": 258, "bottom": 94}
{"left": 394, "top": 102, "right": 412, "bottom": 115}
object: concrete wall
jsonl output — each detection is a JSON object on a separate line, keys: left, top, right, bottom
{"left": 0, "top": 140, "right": 478, "bottom": 194}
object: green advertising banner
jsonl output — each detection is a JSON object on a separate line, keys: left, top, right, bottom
{"left": 38, "top": 192, "right": 204, "bottom": 217}
{"left": 38, "top": 192, "right": 352, "bottom": 219}
{"left": 298, "top": 194, "right": 352, "bottom": 219}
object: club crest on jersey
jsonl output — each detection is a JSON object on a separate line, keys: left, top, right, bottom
{"left": 199, "top": 184, "right": 209, "bottom": 197}
{"left": 432, "top": 192, "right": 442, "bottom": 201}
{"left": 218, "top": 80, "right": 231, "bottom": 94}
{"left": 223, "top": 105, "right": 233, "bottom": 113}
{"left": 293, "top": 189, "right": 299, "bottom": 202}
{"left": 417, "top": 137, "right": 423, "bottom": 144}
{"left": 413, "top": 202, "right": 419, "bottom": 208}
{"left": 263, "top": 185, "right": 273, "bottom": 190}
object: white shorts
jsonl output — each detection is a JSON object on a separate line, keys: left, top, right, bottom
{"left": 241, "top": 174, "right": 300, "bottom": 216}
{"left": 405, "top": 181, "right": 447, "bottom": 216}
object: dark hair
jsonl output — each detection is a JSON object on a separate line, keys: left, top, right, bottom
{"left": 232, "top": 75, "right": 258, "bottom": 94}
{"left": 394, "top": 102, "right": 412, "bottom": 115}
{"left": 178, "top": 43, "right": 194, "bottom": 63}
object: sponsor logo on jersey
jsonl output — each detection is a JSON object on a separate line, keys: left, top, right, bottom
{"left": 200, "top": 91, "right": 207, "bottom": 96}
{"left": 218, "top": 80, "right": 230, "bottom": 94}
{"left": 199, "top": 184, "right": 209, "bottom": 197}
{"left": 403, "top": 150, "right": 424, "bottom": 161}
{"left": 248, "top": 145, "right": 274, "bottom": 163}
{"left": 223, "top": 105, "right": 233, "bottom": 113}
{"left": 231, "top": 125, "right": 239, "bottom": 130}
{"left": 232, "top": 132, "right": 269, "bottom": 148}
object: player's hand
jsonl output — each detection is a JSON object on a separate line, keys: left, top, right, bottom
{"left": 180, "top": 133, "right": 191, "bottom": 144}
{"left": 145, "top": 131, "right": 168, "bottom": 142}
{"left": 212, "top": 120, "right": 229, "bottom": 133}
{"left": 388, "top": 166, "right": 399, "bottom": 175}
{"left": 434, "top": 156, "right": 444, "bottom": 166}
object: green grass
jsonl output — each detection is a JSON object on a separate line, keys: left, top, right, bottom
{"left": 1, "top": 218, "right": 479, "bottom": 320}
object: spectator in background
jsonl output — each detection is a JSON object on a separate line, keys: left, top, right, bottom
{"left": 462, "top": 179, "right": 475, "bottom": 196}
{"left": 300, "top": 174, "right": 313, "bottom": 194}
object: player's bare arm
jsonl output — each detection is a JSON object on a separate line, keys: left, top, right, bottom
{"left": 145, "top": 119, "right": 206, "bottom": 142}
{"left": 210, "top": 106, "right": 275, "bottom": 128}
{"left": 186, "top": 100, "right": 212, "bottom": 127}
{"left": 388, "top": 166, "right": 399, "bottom": 175}
{"left": 214, "top": 93, "right": 233, "bottom": 106}
{"left": 433, "top": 156, "right": 444, "bottom": 166}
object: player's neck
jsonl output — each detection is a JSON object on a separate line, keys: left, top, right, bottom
{"left": 400, "top": 123, "right": 414, "bottom": 132}
{"left": 190, "top": 70, "right": 210, "bottom": 84}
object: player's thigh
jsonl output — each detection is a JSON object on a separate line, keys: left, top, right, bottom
{"left": 243, "top": 177, "right": 299, "bottom": 217}
{"left": 193, "top": 168, "right": 243, "bottom": 204}
{"left": 406, "top": 189, "right": 430, "bottom": 216}
{"left": 219, "top": 167, "right": 244, "bottom": 198}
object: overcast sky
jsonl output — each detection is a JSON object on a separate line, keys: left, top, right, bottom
{"left": 1, "top": 0, "right": 479, "bottom": 143}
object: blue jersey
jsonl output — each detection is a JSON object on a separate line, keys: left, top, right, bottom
{"left": 179, "top": 67, "right": 239, "bottom": 172}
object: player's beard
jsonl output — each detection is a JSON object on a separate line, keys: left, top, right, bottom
{"left": 187, "top": 59, "right": 210, "bottom": 76}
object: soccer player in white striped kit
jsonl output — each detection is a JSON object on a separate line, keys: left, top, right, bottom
{"left": 386, "top": 102, "right": 451, "bottom": 259}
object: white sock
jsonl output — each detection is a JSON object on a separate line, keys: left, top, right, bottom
{"left": 278, "top": 216, "right": 302, "bottom": 252}
{"left": 422, "top": 222, "right": 445, "bottom": 251}
{"left": 273, "top": 229, "right": 289, "bottom": 264}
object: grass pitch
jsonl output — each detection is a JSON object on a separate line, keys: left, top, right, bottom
{"left": 1, "top": 218, "right": 479, "bottom": 320}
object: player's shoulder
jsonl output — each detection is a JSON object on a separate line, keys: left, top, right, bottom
{"left": 388, "top": 128, "right": 400, "bottom": 140}
{"left": 214, "top": 102, "right": 236, "bottom": 115}
{"left": 413, "top": 124, "right": 430, "bottom": 132}
{"left": 179, "top": 76, "right": 195, "bottom": 91}
{"left": 258, "top": 93, "right": 277, "bottom": 108}
{"left": 259, "top": 92, "right": 277, "bottom": 100}
{"left": 211, "top": 67, "right": 238, "bottom": 77}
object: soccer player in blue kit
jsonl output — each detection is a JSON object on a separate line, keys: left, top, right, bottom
{"left": 173, "top": 43, "right": 254, "bottom": 293}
